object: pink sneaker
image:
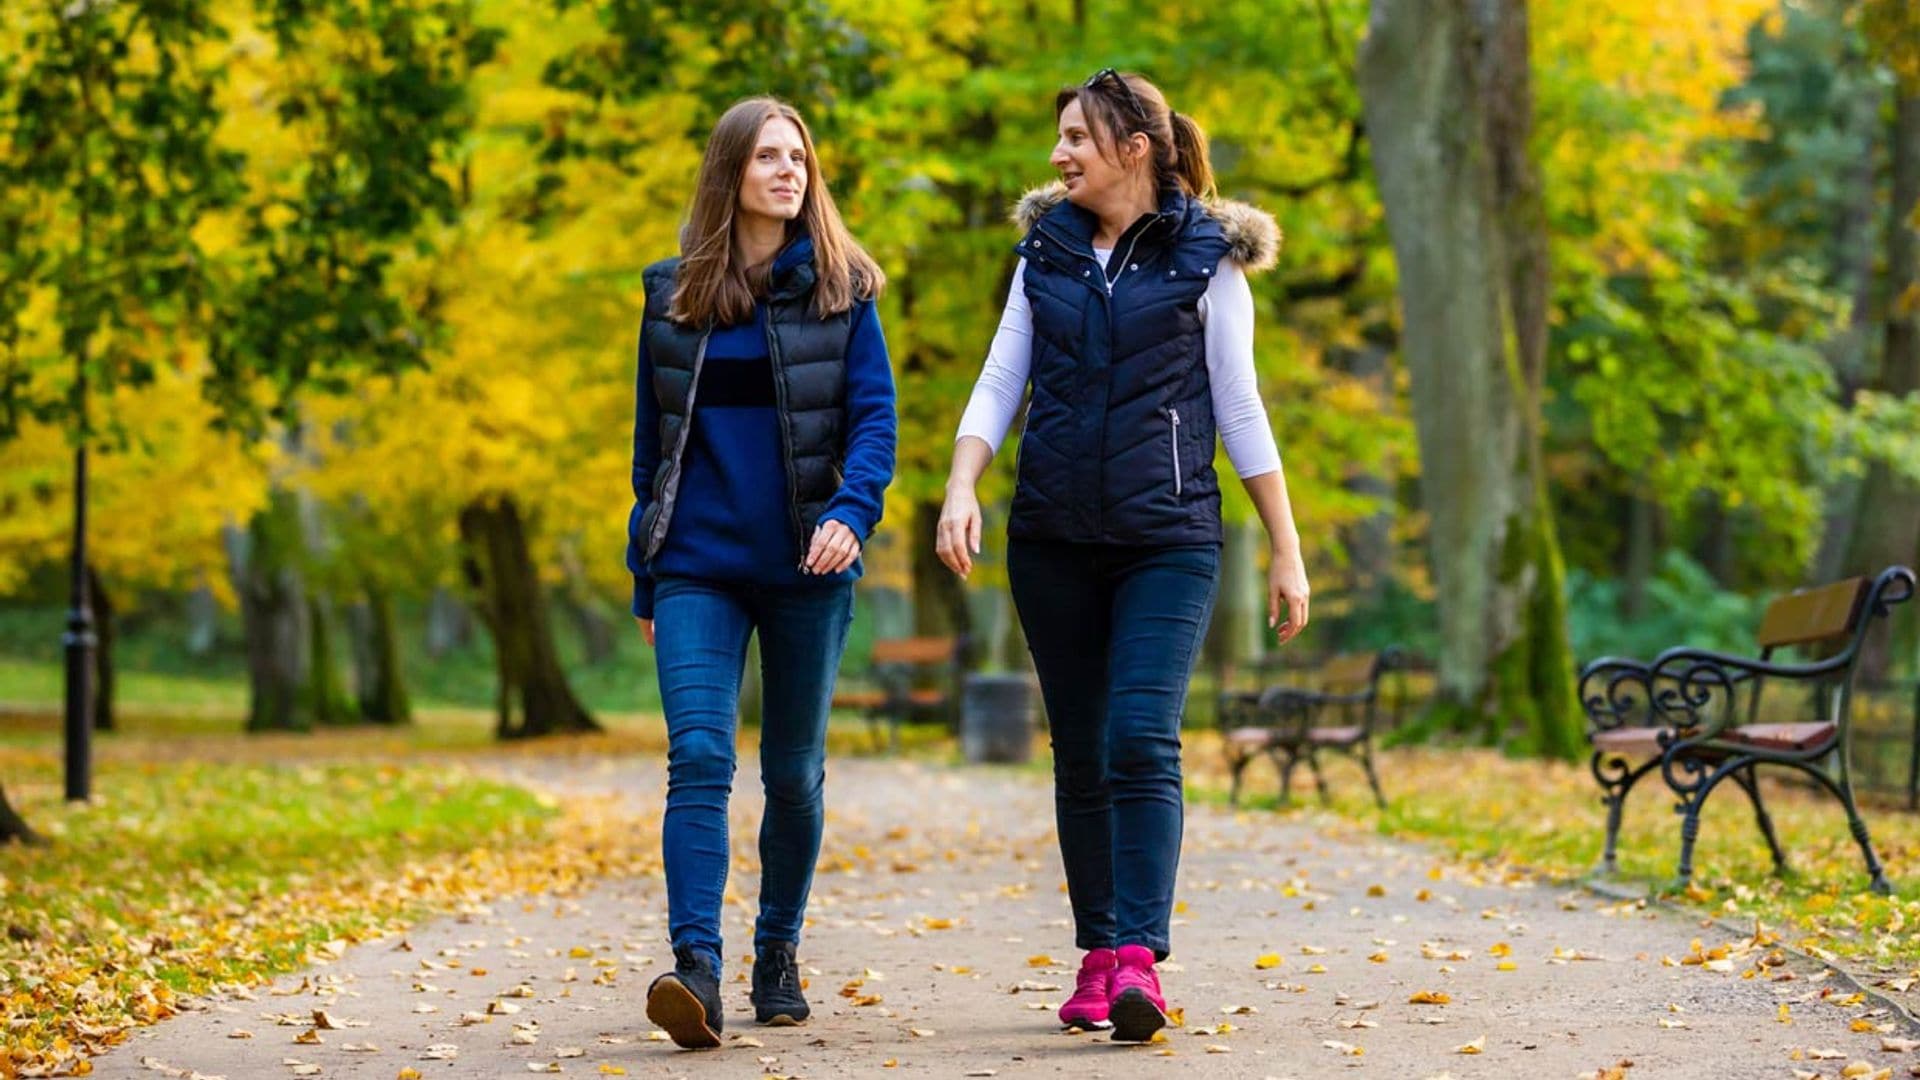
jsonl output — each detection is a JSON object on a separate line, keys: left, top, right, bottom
{"left": 1108, "top": 944, "right": 1167, "bottom": 1042}
{"left": 1057, "top": 948, "right": 1116, "bottom": 1031}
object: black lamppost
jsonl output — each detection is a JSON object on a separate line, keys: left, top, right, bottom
{"left": 63, "top": 354, "right": 93, "bottom": 803}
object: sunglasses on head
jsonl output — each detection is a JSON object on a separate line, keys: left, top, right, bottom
{"left": 1083, "top": 67, "right": 1147, "bottom": 119}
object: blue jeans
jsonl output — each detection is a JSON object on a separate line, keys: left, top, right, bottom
{"left": 1007, "top": 540, "right": 1220, "bottom": 960}
{"left": 652, "top": 576, "right": 855, "bottom": 967}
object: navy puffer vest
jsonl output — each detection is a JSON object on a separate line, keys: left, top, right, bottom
{"left": 1009, "top": 187, "right": 1257, "bottom": 546}
{"left": 636, "top": 237, "right": 851, "bottom": 561}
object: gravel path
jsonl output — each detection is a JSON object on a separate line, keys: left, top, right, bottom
{"left": 93, "top": 755, "right": 1914, "bottom": 1079}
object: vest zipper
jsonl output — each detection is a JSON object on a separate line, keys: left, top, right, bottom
{"left": 1167, "top": 407, "right": 1183, "bottom": 497}
{"left": 763, "top": 312, "right": 809, "bottom": 567}
{"left": 1104, "top": 230, "right": 1147, "bottom": 296}
{"left": 647, "top": 328, "right": 711, "bottom": 559}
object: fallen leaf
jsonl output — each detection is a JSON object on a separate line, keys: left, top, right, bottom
{"left": 1409, "top": 990, "right": 1452, "bottom": 1005}
{"left": 1454, "top": 1036, "right": 1485, "bottom": 1054}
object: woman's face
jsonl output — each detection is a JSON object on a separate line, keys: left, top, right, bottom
{"left": 1051, "top": 98, "right": 1140, "bottom": 208}
{"left": 738, "top": 117, "right": 808, "bottom": 222}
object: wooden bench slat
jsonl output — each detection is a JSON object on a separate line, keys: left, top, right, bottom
{"left": 871, "top": 636, "right": 957, "bottom": 664}
{"left": 1756, "top": 577, "right": 1869, "bottom": 649}
{"left": 1320, "top": 652, "right": 1378, "bottom": 690}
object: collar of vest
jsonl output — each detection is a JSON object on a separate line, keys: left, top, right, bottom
{"left": 1012, "top": 183, "right": 1281, "bottom": 273}
{"left": 765, "top": 233, "right": 817, "bottom": 303}
{"left": 1025, "top": 186, "right": 1194, "bottom": 262}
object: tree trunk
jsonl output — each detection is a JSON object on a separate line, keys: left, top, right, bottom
{"left": 308, "top": 595, "right": 354, "bottom": 725}
{"left": 88, "top": 563, "right": 114, "bottom": 732}
{"left": 184, "top": 584, "right": 219, "bottom": 656}
{"left": 1621, "top": 494, "right": 1658, "bottom": 622}
{"left": 1842, "top": 91, "right": 1920, "bottom": 677}
{"left": 228, "top": 498, "right": 316, "bottom": 733}
{"left": 1358, "top": 0, "right": 1581, "bottom": 758}
{"left": 0, "top": 782, "right": 38, "bottom": 845}
{"left": 458, "top": 497, "right": 599, "bottom": 739}
{"left": 348, "top": 584, "right": 411, "bottom": 725}
{"left": 425, "top": 586, "right": 474, "bottom": 658}
{"left": 1203, "top": 521, "right": 1263, "bottom": 702}
{"left": 1341, "top": 343, "right": 1398, "bottom": 612}
{"left": 910, "top": 499, "right": 974, "bottom": 660}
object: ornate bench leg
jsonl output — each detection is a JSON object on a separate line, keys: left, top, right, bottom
{"left": 1838, "top": 779, "right": 1893, "bottom": 896}
{"left": 1592, "top": 754, "right": 1650, "bottom": 877}
{"left": 1672, "top": 758, "right": 1743, "bottom": 889}
{"left": 1360, "top": 741, "right": 1386, "bottom": 809}
{"left": 1274, "top": 746, "right": 1300, "bottom": 805}
{"left": 1304, "top": 749, "right": 1331, "bottom": 806}
{"left": 1227, "top": 749, "right": 1250, "bottom": 806}
{"left": 1729, "top": 766, "right": 1788, "bottom": 876}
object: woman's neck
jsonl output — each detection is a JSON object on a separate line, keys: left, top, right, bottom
{"left": 734, "top": 211, "right": 788, "bottom": 270}
{"left": 1089, "top": 176, "right": 1158, "bottom": 249}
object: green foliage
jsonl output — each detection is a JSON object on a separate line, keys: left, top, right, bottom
{"left": 1565, "top": 549, "right": 1771, "bottom": 662}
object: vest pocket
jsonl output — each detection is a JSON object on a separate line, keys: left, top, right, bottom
{"left": 1166, "top": 407, "right": 1183, "bottom": 498}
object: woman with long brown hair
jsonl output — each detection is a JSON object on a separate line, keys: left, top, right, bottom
{"left": 627, "top": 97, "right": 895, "bottom": 1048}
{"left": 937, "top": 69, "right": 1306, "bottom": 1042}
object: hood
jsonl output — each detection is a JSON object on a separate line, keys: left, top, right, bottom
{"left": 1011, "top": 182, "right": 1281, "bottom": 273}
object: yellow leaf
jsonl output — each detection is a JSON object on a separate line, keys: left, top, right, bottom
{"left": 598, "top": 1067, "right": 628, "bottom": 1076}
{"left": 1026, "top": 955, "right": 1055, "bottom": 968}
{"left": 1409, "top": 990, "right": 1451, "bottom": 1005}
{"left": 1454, "top": 1036, "right": 1486, "bottom": 1054}
{"left": 1254, "top": 953, "right": 1282, "bottom": 970}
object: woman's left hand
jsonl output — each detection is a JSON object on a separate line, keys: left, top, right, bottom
{"left": 1269, "top": 549, "right": 1310, "bottom": 645}
{"left": 804, "top": 519, "right": 862, "bottom": 575}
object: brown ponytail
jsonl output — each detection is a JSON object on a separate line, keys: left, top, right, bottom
{"left": 1056, "top": 70, "right": 1217, "bottom": 200}
{"left": 1168, "top": 110, "right": 1216, "bottom": 201}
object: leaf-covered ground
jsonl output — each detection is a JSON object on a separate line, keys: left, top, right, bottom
{"left": 1181, "top": 738, "right": 1920, "bottom": 979}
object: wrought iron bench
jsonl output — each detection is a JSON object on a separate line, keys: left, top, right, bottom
{"left": 1580, "top": 565, "right": 1915, "bottom": 894}
{"left": 1221, "top": 647, "right": 1403, "bottom": 808}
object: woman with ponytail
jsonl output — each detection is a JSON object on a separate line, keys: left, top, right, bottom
{"left": 936, "top": 69, "right": 1307, "bottom": 1042}
{"left": 628, "top": 97, "right": 896, "bottom": 1048}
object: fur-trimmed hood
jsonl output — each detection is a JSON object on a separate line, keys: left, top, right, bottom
{"left": 1011, "top": 182, "right": 1281, "bottom": 273}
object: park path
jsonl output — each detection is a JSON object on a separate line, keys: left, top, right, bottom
{"left": 93, "top": 754, "right": 1914, "bottom": 1079}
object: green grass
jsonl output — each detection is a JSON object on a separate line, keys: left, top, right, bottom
{"left": 1182, "top": 739, "right": 1920, "bottom": 970}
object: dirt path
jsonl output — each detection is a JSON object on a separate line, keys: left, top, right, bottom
{"left": 93, "top": 755, "right": 1914, "bottom": 1079}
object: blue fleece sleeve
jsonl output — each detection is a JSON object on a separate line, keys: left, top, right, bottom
{"left": 818, "top": 299, "right": 897, "bottom": 542}
{"left": 625, "top": 323, "right": 660, "bottom": 619}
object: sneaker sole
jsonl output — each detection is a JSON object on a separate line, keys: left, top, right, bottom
{"left": 755, "top": 1011, "right": 806, "bottom": 1027}
{"left": 1059, "top": 1016, "right": 1113, "bottom": 1033}
{"left": 1108, "top": 988, "right": 1167, "bottom": 1043}
{"left": 646, "top": 977, "right": 721, "bottom": 1049}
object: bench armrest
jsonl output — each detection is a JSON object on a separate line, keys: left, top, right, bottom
{"left": 1578, "top": 656, "right": 1662, "bottom": 733}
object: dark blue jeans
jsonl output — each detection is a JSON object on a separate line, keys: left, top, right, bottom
{"left": 652, "top": 576, "right": 855, "bottom": 968}
{"left": 1007, "top": 539, "right": 1220, "bottom": 961}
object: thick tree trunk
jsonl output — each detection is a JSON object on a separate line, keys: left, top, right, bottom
{"left": 1843, "top": 92, "right": 1920, "bottom": 677}
{"left": 228, "top": 499, "right": 315, "bottom": 733}
{"left": 307, "top": 595, "right": 353, "bottom": 725}
{"left": 348, "top": 584, "right": 411, "bottom": 725}
{"left": 459, "top": 497, "right": 599, "bottom": 739}
{"left": 1358, "top": 0, "right": 1581, "bottom": 757}
{"left": 0, "top": 782, "right": 39, "bottom": 845}
{"left": 88, "top": 564, "right": 114, "bottom": 732}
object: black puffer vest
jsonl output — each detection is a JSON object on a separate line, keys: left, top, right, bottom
{"left": 635, "top": 238, "right": 851, "bottom": 561}
{"left": 1010, "top": 187, "right": 1252, "bottom": 546}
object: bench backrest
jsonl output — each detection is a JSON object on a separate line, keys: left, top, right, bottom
{"left": 1756, "top": 577, "right": 1869, "bottom": 650}
{"left": 871, "top": 636, "right": 958, "bottom": 667}
{"left": 1321, "top": 652, "right": 1381, "bottom": 693}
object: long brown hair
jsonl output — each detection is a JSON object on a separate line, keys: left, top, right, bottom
{"left": 1056, "top": 71, "right": 1216, "bottom": 201}
{"left": 669, "top": 97, "right": 883, "bottom": 326}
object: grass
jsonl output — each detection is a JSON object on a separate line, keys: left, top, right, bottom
{"left": 1179, "top": 736, "right": 1920, "bottom": 972}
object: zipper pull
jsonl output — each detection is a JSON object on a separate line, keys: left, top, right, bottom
{"left": 1170, "top": 408, "right": 1181, "bottom": 428}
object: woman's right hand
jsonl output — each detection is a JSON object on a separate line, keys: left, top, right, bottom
{"left": 635, "top": 617, "right": 655, "bottom": 648}
{"left": 935, "top": 484, "right": 983, "bottom": 578}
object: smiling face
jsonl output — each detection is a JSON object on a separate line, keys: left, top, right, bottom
{"left": 737, "top": 116, "right": 808, "bottom": 223}
{"left": 1051, "top": 97, "right": 1146, "bottom": 210}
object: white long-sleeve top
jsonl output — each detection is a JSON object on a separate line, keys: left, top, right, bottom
{"left": 955, "top": 251, "right": 1283, "bottom": 479}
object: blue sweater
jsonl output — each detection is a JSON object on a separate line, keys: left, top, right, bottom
{"left": 625, "top": 284, "right": 896, "bottom": 620}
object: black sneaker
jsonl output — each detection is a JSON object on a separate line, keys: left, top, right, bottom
{"left": 750, "top": 941, "right": 810, "bottom": 1026}
{"left": 645, "top": 946, "right": 723, "bottom": 1049}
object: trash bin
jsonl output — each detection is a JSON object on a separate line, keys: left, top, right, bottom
{"left": 961, "top": 673, "right": 1037, "bottom": 764}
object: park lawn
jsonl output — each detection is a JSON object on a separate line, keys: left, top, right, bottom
{"left": 1182, "top": 738, "right": 1920, "bottom": 976}
{"left": 0, "top": 745, "right": 665, "bottom": 1079}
